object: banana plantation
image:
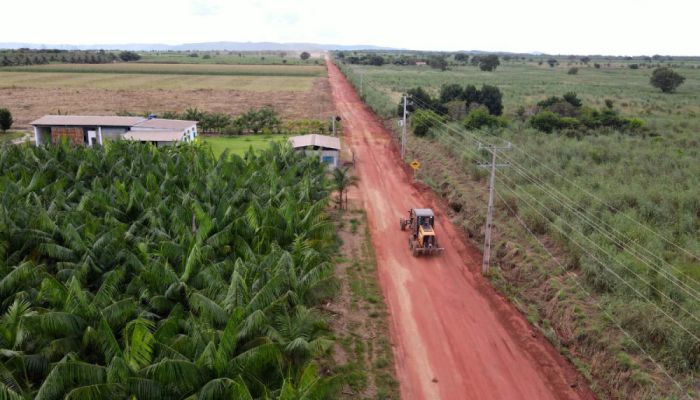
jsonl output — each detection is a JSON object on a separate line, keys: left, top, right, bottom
{"left": 0, "top": 141, "right": 340, "bottom": 399}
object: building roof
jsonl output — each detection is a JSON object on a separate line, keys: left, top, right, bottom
{"left": 123, "top": 131, "right": 185, "bottom": 142}
{"left": 289, "top": 134, "right": 340, "bottom": 150}
{"left": 134, "top": 119, "right": 197, "bottom": 130}
{"left": 30, "top": 115, "right": 145, "bottom": 127}
{"left": 30, "top": 115, "right": 198, "bottom": 131}
{"left": 414, "top": 208, "right": 435, "bottom": 217}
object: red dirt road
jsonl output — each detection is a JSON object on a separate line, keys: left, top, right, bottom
{"left": 327, "top": 59, "right": 595, "bottom": 400}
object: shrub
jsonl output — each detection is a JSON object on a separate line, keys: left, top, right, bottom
{"left": 629, "top": 64, "right": 639, "bottom": 69}
{"left": 463, "top": 106, "right": 508, "bottom": 130}
{"left": 439, "top": 83, "right": 464, "bottom": 103}
{"left": 300, "top": 51, "right": 311, "bottom": 60}
{"left": 0, "top": 108, "right": 12, "bottom": 133}
{"left": 284, "top": 119, "right": 327, "bottom": 135}
{"left": 118, "top": 51, "right": 141, "bottom": 62}
{"left": 202, "top": 54, "right": 211, "bottom": 59}
{"left": 368, "top": 55, "right": 385, "bottom": 66}
{"left": 530, "top": 111, "right": 562, "bottom": 133}
{"left": 650, "top": 67, "right": 685, "bottom": 93}
{"left": 454, "top": 53, "right": 469, "bottom": 62}
{"left": 567, "top": 67, "right": 579, "bottom": 75}
{"left": 479, "top": 85, "right": 504, "bottom": 115}
{"left": 478, "top": 55, "right": 500, "bottom": 72}
{"left": 399, "top": 87, "right": 436, "bottom": 116}
{"left": 428, "top": 57, "right": 448, "bottom": 71}
{"left": 563, "top": 92, "right": 583, "bottom": 107}
{"left": 547, "top": 58, "right": 558, "bottom": 67}
{"left": 411, "top": 109, "right": 442, "bottom": 136}
{"left": 462, "top": 84, "right": 480, "bottom": 105}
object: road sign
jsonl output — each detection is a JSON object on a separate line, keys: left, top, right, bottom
{"left": 410, "top": 160, "right": 421, "bottom": 170}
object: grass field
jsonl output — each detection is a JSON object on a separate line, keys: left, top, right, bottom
{"left": 3, "top": 62, "right": 325, "bottom": 77}
{"left": 137, "top": 52, "right": 323, "bottom": 65}
{"left": 339, "top": 59, "right": 700, "bottom": 398}
{"left": 202, "top": 134, "right": 289, "bottom": 157}
{"left": 342, "top": 63, "right": 700, "bottom": 133}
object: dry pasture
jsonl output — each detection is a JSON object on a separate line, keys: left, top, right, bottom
{"left": 0, "top": 64, "right": 334, "bottom": 129}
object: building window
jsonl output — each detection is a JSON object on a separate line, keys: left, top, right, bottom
{"left": 322, "top": 156, "right": 335, "bottom": 164}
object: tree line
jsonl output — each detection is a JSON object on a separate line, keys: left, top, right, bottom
{"left": 119, "top": 107, "right": 334, "bottom": 136}
{"left": 0, "top": 49, "right": 143, "bottom": 66}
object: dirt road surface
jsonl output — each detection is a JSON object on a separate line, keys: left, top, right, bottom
{"left": 326, "top": 59, "right": 595, "bottom": 400}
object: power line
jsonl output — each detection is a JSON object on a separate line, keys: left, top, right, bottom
{"left": 415, "top": 113, "right": 700, "bottom": 297}
{"left": 437, "top": 128, "right": 700, "bottom": 302}
{"left": 496, "top": 173, "right": 700, "bottom": 332}
{"left": 495, "top": 190, "right": 693, "bottom": 399}
{"left": 404, "top": 92, "right": 698, "bottom": 269}
{"left": 486, "top": 148, "right": 700, "bottom": 303}
{"left": 509, "top": 143, "right": 700, "bottom": 264}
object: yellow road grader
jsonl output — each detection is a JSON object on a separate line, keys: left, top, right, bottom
{"left": 400, "top": 208, "right": 444, "bottom": 256}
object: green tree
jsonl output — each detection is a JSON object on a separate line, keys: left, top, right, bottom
{"left": 462, "top": 85, "right": 480, "bottom": 106}
{"left": 300, "top": 51, "right": 311, "bottom": 60}
{"left": 118, "top": 51, "right": 141, "bottom": 62}
{"left": 332, "top": 167, "right": 359, "bottom": 209}
{"left": 439, "top": 84, "right": 464, "bottom": 103}
{"left": 428, "top": 57, "right": 448, "bottom": 71}
{"left": 0, "top": 108, "right": 12, "bottom": 133}
{"left": 237, "top": 106, "right": 281, "bottom": 134}
{"left": 454, "top": 53, "right": 469, "bottom": 63}
{"left": 478, "top": 55, "right": 500, "bottom": 71}
{"left": 649, "top": 67, "right": 685, "bottom": 93}
{"left": 478, "top": 85, "right": 504, "bottom": 116}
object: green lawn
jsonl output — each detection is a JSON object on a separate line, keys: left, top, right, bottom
{"left": 0, "top": 131, "right": 27, "bottom": 143}
{"left": 202, "top": 134, "right": 289, "bottom": 157}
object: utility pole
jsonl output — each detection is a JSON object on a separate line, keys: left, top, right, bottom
{"left": 478, "top": 142, "right": 511, "bottom": 274}
{"left": 401, "top": 95, "right": 408, "bottom": 160}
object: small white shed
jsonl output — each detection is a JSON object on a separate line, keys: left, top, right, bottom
{"left": 289, "top": 134, "right": 341, "bottom": 169}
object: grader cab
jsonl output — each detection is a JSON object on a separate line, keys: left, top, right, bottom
{"left": 400, "top": 208, "right": 444, "bottom": 256}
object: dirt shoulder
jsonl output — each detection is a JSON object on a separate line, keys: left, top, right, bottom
{"left": 326, "top": 204, "right": 400, "bottom": 400}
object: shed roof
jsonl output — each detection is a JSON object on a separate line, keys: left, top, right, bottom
{"left": 289, "top": 134, "right": 340, "bottom": 150}
{"left": 123, "top": 131, "right": 185, "bottom": 142}
{"left": 30, "top": 115, "right": 145, "bottom": 127}
{"left": 30, "top": 115, "right": 198, "bottom": 131}
{"left": 134, "top": 119, "right": 197, "bottom": 130}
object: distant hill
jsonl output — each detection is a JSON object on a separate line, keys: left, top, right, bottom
{"left": 0, "top": 42, "right": 399, "bottom": 52}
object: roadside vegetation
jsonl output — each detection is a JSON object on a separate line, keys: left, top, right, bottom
{"left": 337, "top": 52, "right": 700, "bottom": 398}
{"left": 0, "top": 141, "right": 343, "bottom": 399}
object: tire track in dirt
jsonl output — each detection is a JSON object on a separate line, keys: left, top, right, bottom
{"left": 326, "top": 58, "right": 595, "bottom": 400}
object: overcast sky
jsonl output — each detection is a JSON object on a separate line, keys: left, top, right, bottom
{"left": 2, "top": 0, "right": 698, "bottom": 55}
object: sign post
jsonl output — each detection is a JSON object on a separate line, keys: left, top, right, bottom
{"left": 410, "top": 160, "right": 421, "bottom": 180}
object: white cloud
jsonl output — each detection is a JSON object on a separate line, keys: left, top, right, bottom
{"left": 0, "top": 0, "right": 698, "bottom": 55}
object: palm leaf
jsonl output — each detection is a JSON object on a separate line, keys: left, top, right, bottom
{"left": 34, "top": 361, "right": 106, "bottom": 400}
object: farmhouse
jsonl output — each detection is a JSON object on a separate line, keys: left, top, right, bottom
{"left": 30, "top": 115, "right": 198, "bottom": 147}
{"left": 289, "top": 134, "right": 341, "bottom": 169}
